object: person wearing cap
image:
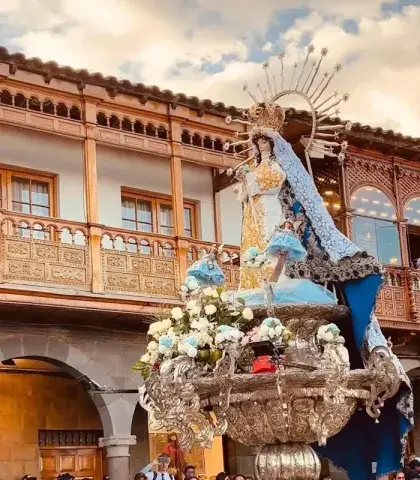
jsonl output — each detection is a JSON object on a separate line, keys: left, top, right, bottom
{"left": 146, "top": 454, "right": 174, "bottom": 480}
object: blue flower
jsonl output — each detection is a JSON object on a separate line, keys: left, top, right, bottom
{"left": 184, "top": 336, "right": 198, "bottom": 347}
{"left": 247, "top": 246, "right": 260, "bottom": 258}
{"left": 159, "top": 335, "right": 173, "bottom": 348}
{"left": 327, "top": 323, "right": 340, "bottom": 336}
{"left": 217, "top": 325, "right": 233, "bottom": 334}
{"left": 262, "top": 317, "right": 277, "bottom": 327}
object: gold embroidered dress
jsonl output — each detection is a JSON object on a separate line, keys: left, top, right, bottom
{"left": 239, "top": 153, "right": 286, "bottom": 289}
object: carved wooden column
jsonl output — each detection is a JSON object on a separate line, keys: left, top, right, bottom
{"left": 83, "top": 100, "right": 104, "bottom": 293}
{"left": 391, "top": 162, "right": 415, "bottom": 322}
{"left": 393, "top": 163, "right": 410, "bottom": 267}
{"left": 338, "top": 156, "right": 354, "bottom": 238}
{"left": 169, "top": 112, "right": 188, "bottom": 279}
{"left": 213, "top": 168, "right": 223, "bottom": 243}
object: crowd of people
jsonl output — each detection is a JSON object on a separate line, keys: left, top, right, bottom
{"left": 392, "top": 456, "right": 420, "bottom": 480}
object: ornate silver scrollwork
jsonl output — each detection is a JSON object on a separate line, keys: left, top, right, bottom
{"left": 139, "top": 355, "right": 225, "bottom": 450}
{"left": 366, "top": 345, "right": 401, "bottom": 419}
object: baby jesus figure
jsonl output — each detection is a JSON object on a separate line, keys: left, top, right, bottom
{"left": 266, "top": 220, "right": 307, "bottom": 283}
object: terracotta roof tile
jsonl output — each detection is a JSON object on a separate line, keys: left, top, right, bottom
{"left": 1, "top": 46, "right": 420, "bottom": 148}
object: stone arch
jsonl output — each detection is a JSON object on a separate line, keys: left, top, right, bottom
{"left": 0, "top": 334, "right": 118, "bottom": 390}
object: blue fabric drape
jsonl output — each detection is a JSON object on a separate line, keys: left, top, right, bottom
{"left": 314, "top": 274, "right": 411, "bottom": 479}
{"left": 290, "top": 198, "right": 411, "bottom": 479}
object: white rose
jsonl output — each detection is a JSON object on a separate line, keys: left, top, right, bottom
{"left": 253, "top": 262, "right": 261, "bottom": 268}
{"left": 255, "top": 253, "right": 267, "bottom": 263}
{"left": 162, "top": 318, "right": 172, "bottom": 329}
{"left": 158, "top": 345, "right": 168, "bottom": 354}
{"left": 323, "top": 331, "right": 334, "bottom": 342}
{"left": 242, "top": 307, "right": 254, "bottom": 320}
{"left": 215, "top": 333, "right": 225, "bottom": 345}
{"left": 186, "top": 300, "right": 197, "bottom": 311}
{"left": 147, "top": 322, "right": 160, "bottom": 335}
{"left": 171, "top": 307, "right": 184, "bottom": 320}
{"left": 147, "top": 341, "right": 158, "bottom": 352}
{"left": 220, "top": 292, "right": 229, "bottom": 302}
{"left": 198, "top": 317, "right": 210, "bottom": 328}
{"left": 230, "top": 310, "right": 241, "bottom": 316}
{"left": 157, "top": 321, "right": 169, "bottom": 334}
{"left": 191, "top": 306, "right": 201, "bottom": 317}
{"left": 318, "top": 325, "right": 328, "bottom": 336}
{"left": 203, "top": 287, "right": 214, "bottom": 296}
{"left": 167, "top": 327, "right": 176, "bottom": 338}
{"left": 190, "top": 320, "right": 201, "bottom": 330}
{"left": 230, "top": 329, "right": 243, "bottom": 340}
{"left": 180, "top": 285, "right": 188, "bottom": 293}
{"left": 260, "top": 324, "right": 269, "bottom": 335}
{"left": 242, "top": 251, "right": 252, "bottom": 262}
{"left": 274, "top": 325, "right": 284, "bottom": 335}
{"left": 204, "top": 304, "right": 217, "bottom": 315}
{"left": 141, "top": 353, "right": 151, "bottom": 363}
{"left": 212, "top": 290, "right": 220, "bottom": 298}
{"left": 186, "top": 345, "right": 198, "bottom": 358}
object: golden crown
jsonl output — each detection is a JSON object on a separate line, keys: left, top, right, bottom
{"left": 247, "top": 103, "right": 285, "bottom": 132}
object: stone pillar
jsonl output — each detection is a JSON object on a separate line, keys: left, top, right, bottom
{"left": 99, "top": 434, "right": 137, "bottom": 480}
{"left": 92, "top": 392, "right": 139, "bottom": 479}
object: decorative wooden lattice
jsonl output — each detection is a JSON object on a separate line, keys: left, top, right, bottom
{"left": 38, "top": 429, "right": 103, "bottom": 447}
{"left": 347, "top": 154, "right": 394, "bottom": 201}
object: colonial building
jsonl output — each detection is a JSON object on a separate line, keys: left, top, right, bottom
{"left": 0, "top": 45, "right": 419, "bottom": 479}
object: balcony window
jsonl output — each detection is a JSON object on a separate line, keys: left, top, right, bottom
{"left": 404, "top": 197, "right": 420, "bottom": 267}
{"left": 351, "top": 186, "right": 401, "bottom": 266}
{"left": 121, "top": 190, "right": 197, "bottom": 238}
{"left": 12, "top": 177, "right": 50, "bottom": 217}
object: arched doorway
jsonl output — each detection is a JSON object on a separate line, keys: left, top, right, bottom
{"left": 0, "top": 356, "right": 106, "bottom": 479}
{"left": 130, "top": 403, "right": 150, "bottom": 475}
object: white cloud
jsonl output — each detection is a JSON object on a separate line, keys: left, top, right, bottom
{"left": 0, "top": 0, "right": 419, "bottom": 135}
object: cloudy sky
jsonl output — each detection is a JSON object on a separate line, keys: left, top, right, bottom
{"left": 0, "top": 0, "right": 419, "bottom": 135}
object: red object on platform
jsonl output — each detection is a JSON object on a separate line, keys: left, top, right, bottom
{"left": 252, "top": 355, "right": 276, "bottom": 374}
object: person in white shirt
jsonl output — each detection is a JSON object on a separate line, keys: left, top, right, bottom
{"left": 146, "top": 455, "right": 174, "bottom": 480}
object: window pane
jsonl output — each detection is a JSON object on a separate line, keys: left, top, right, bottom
{"left": 375, "top": 219, "right": 401, "bottom": 266}
{"left": 353, "top": 216, "right": 401, "bottom": 265}
{"left": 404, "top": 197, "right": 420, "bottom": 225}
{"left": 122, "top": 197, "right": 136, "bottom": 221}
{"left": 12, "top": 177, "right": 30, "bottom": 204}
{"left": 137, "top": 200, "right": 152, "bottom": 224}
{"left": 12, "top": 202, "right": 30, "bottom": 214}
{"left": 138, "top": 222, "right": 153, "bottom": 233}
{"left": 122, "top": 219, "right": 137, "bottom": 230}
{"left": 353, "top": 216, "right": 378, "bottom": 259}
{"left": 184, "top": 207, "right": 192, "bottom": 237}
{"left": 32, "top": 205, "right": 50, "bottom": 217}
{"left": 31, "top": 180, "right": 49, "bottom": 207}
{"left": 351, "top": 186, "right": 396, "bottom": 220}
{"left": 160, "top": 204, "right": 174, "bottom": 235}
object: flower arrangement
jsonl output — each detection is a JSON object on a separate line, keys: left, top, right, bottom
{"left": 242, "top": 246, "right": 269, "bottom": 268}
{"left": 317, "top": 323, "right": 340, "bottom": 343}
{"left": 133, "top": 286, "right": 256, "bottom": 379}
{"left": 243, "top": 317, "right": 292, "bottom": 346}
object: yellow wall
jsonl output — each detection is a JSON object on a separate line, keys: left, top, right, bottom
{"left": 204, "top": 436, "right": 224, "bottom": 479}
{"left": 0, "top": 367, "right": 102, "bottom": 480}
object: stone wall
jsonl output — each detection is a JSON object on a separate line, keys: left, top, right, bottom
{"left": 0, "top": 368, "right": 102, "bottom": 480}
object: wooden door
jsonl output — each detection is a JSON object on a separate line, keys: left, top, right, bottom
{"left": 40, "top": 446, "right": 104, "bottom": 480}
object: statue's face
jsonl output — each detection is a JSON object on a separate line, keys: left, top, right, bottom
{"left": 257, "top": 137, "right": 271, "bottom": 154}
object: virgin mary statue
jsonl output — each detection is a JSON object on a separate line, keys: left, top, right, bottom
{"left": 228, "top": 102, "right": 412, "bottom": 480}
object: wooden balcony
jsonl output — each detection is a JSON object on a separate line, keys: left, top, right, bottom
{"left": 0, "top": 211, "right": 240, "bottom": 307}
{"left": 0, "top": 211, "right": 419, "bottom": 331}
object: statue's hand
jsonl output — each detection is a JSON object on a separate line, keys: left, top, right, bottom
{"left": 234, "top": 184, "right": 248, "bottom": 203}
